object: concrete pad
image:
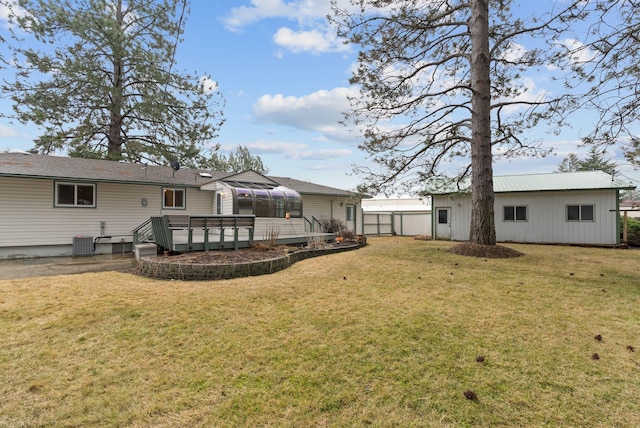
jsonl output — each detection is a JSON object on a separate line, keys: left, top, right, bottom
{"left": 0, "top": 254, "right": 136, "bottom": 280}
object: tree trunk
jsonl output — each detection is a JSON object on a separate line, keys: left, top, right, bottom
{"left": 107, "top": 0, "right": 124, "bottom": 161}
{"left": 468, "top": 0, "right": 496, "bottom": 245}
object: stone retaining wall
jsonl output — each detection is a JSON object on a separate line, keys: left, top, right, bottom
{"left": 136, "top": 243, "right": 364, "bottom": 281}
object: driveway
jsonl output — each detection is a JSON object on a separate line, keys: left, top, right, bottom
{"left": 0, "top": 254, "right": 137, "bottom": 280}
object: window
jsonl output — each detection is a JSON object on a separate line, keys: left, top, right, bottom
{"left": 235, "top": 188, "right": 254, "bottom": 215}
{"left": 567, "top": 204, "right": 594, "bottom": 221}
{"left": 55, "top": 182, "right": 95, "bottom": 207}
{"left": 284, "top": 190, "right": 302, "bottom": 218}
{"left": 163, "top": 188, "right": 185, "bottom": 209}
{"left": 503, "top": 205, "right": 527, "bottom": 221}
{"left": 270, "top": 191, "right": 286, "bottom": 218}
{"left": 254, "top": 190, "right": 270, "bottom": 217}
{"left": 346, "top": 205, "right": 355, "bottom": 222}
{"left": 437, "top": 209, "right": 448, "bottom": 224}
{"left": 224, "top": 183, "right": 303, "bottom": 218}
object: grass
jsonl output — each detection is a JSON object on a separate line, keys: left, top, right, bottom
{"left": 1, "top": 237, "right": 639, "bottom": 427}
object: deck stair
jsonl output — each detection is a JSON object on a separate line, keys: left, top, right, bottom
{"left": 136, "top": 214, "right": 335, "bottom": 253}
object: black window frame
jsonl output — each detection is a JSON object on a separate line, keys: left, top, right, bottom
{"left": 503, "top": 205, "right": 528, "bottom": 222}
{"left": 567, "top": 204, "right": 595, "bottom": 222}
{"left": 437, "top": 208, "right": 448, "bottom": 224}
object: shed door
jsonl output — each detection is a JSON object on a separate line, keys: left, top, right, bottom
{"left": 435, "top": 207, "right": 451, "bottom": 240}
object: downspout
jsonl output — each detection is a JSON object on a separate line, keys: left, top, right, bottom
{"left": 616, "top": 189, "right": 621, "bottom": 245}
{"left": 431, "top": 199, "right": 436, "bottom": 240}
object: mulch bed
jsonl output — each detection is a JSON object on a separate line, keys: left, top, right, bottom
{"left": 154, "top": 243, "right": 351, "bottom": 265}
{"left": 446, "top": 242, "right": 524, "bottom": 258}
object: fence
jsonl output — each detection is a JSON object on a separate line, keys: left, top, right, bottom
{"left": 362, "top": 211, "right": 432, "bottom": 236}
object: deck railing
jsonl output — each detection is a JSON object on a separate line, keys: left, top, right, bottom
{"left": 132, "top": 218, "right": 154, "bottom": 245}
{"left": 149, "top": 214, "right": 256, "bottom": 252}
{"left": 304, "top": 216, "right": 324, "bottom": 233}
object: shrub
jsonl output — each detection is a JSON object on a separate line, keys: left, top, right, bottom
{"left": 623, "top": 216, "right": 640, "bottom": 246}
{"left": 319, "top": 218, "right": 356, "bottom": 240}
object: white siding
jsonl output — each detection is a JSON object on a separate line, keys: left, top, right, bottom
{"left": 302, "top": 195, "right": 363, "bottom": 234}
{"left": 432, "top": 190, "right": 620, "bottom": 245}
{"left": 0, "top": 177, "right": 213, "bottom": 250}
{"left": 302, "top": 195, "right": 334, "bottom": 221}
{"left": 255, "top": 218, "right": 306, "bottom": 239}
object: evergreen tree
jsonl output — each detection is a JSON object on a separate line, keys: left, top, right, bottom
{"left": 201, "top": 146, "right": 269, "bottom": 175}
{"left": 1, "top": 0, "right": 224, "bottom": 166}
{"left": 556, "top": 147, "right": 617, "bottom": 175}
{"left": 332, "top": 0, "right": 593, "bottom": 246}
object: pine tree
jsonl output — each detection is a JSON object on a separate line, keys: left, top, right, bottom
{"left": 1, "top": 0, "right": 224, "bottom": 166}
{"left": 332, "top": 0, "right": 592, "bottom": 246}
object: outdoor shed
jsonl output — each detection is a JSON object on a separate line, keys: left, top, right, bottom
{"left": 430, "top": 171, "right": 635, "bottom": 245}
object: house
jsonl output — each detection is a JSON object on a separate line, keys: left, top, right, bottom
{"left": 430, "top": 171, "right": 635, "bottom": 245}
{"left": 362, "top": 197, "right": 432, "bottom": 236}
{"left": 0, "top": 152, "right": 363, "bottom": 259}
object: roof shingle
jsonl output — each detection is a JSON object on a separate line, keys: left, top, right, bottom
{"left": 0, "top": 152, "right": 355, "bottom": 196}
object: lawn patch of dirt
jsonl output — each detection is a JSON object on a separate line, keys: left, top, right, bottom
{"left": 447, "top": 242, "right": 524, "bottom": 258}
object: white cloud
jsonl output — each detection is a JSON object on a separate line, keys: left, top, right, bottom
{"left": 273, "top": 26, "right": 349, "bottom": 54}
{"left": 0, "top": 124, "right": 19, "bottom": 138}
{"left": 227, "top": 140, "right": 308, "bottom": 154}
{"left": 252, "top": 87, "right": 362, "bottom": 142}
{"left": 492, "top": 76, "right": 551, "bottom": 114}
{"left": 558, "top": 38, "right": 597, "bottom": 64}
{"left": 224, "top": 0, "right": 353, "bottom": 31}
{"left": 200, "top": 76, "right": 219, "bottom": 93}
{"left": 223, "top": 0, "right": 353, "bottom": 54}
{"left": 0, "top": 0, "right": 28, "bottom": 30}
{"left": 291, "top": 148, "right": 352, "bottom": 160}
{"left": 499, "top": 42, "right": 527, "bottom": 63}
{"left": 219, "top": 140, "right": 351, "bottom": 161}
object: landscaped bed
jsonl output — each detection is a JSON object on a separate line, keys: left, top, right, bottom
{"left": 135, "top": 240, "right": 365, "bottom": 280}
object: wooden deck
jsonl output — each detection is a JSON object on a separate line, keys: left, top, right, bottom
{"left": 147, "top": 215, "right": 335, "bottom": 252}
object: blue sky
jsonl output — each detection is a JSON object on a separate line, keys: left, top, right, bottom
{"left": 1, "top": 0, "right": 638, "bottom": 193}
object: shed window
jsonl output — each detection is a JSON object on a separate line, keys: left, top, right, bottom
{"left": 438, "top": 209, "right": 448, "bottom": 224}
{"left": 503, "top": 205, "right": 527, "bottom": 221}
{"left": 55, "top": 182, "right": 96, "bottom": 207}
{"left": 163, "top": 188, "right": 185, "bottom": 209}
{"left": 567, "top": 204, "right": 594, "bottom": 221}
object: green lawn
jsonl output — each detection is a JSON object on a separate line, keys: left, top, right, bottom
{"left": 1, "top": 237, "right": 639, "bottom": 426}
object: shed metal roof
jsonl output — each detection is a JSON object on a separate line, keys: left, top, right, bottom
{"left": 432, "top": 171, "right": 635, "bottom": 194}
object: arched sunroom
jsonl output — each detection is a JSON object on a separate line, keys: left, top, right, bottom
{"left": 220, "top": 181, "right": 303, "bottom": 219}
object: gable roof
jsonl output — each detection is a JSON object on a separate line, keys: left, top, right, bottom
{"left": 0, "top": 152, "right": 355, "bottom": 196}
{"left": 270, "top": 176, "right": 354, "bottom": 197}
{"left": 432, "top": 171, "right": 635, "bottom": 195}
{"left": 0, "top": 152, "right": 223, "bottom": 187}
